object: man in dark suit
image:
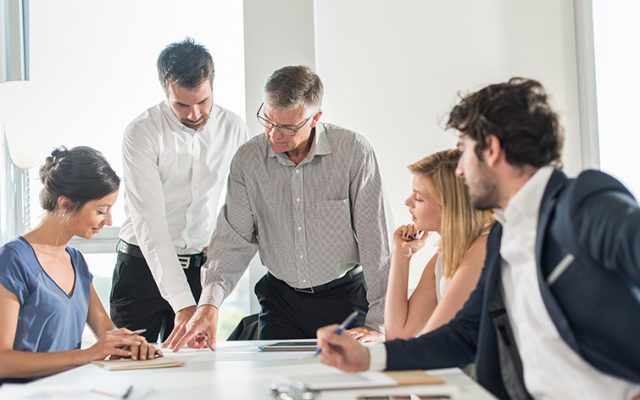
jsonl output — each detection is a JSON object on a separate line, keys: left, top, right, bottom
{"left": 316, "top": 78, "right": 640, "bottom": 399}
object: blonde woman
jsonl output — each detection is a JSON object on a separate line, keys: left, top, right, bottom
{"left": 349, "top": 149, "right": 493, "bottom": 342}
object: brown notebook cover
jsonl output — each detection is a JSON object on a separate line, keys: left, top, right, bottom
{"left": 384, "top": 370, "right": 445, "bottom": 385}
{"left": 92, "top": 357, "right": 185, "bottom": 371}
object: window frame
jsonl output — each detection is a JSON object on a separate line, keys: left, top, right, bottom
{"left": 573, "top": 0, "right": 601, "bottom": 170}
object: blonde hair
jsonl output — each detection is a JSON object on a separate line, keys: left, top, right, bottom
{"left": 408, "top": 149, "right": 494, "bottom": 278}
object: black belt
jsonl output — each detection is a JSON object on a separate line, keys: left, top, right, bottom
{"left": 291, "top": 266, "right": 363, "bottom": 294}
{"left": 116, "top": 240, "right": 207, "bottom": 269}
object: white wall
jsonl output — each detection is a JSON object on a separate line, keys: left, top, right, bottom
{"left": 314, "top": 0, "right": 582, "bottom": 275}
{"left": 243, "top": 0, "right": 316, "bottom": 134}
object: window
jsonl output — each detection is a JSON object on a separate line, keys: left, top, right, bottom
{"left": 26, "top": 0, "right": 250, "bottom": 342}
{"left": 81, "top": 253, "right": 249, "bottom": 346}
{"left": 592, "top": 0, "right": 640, "bottom": 196}
{"left": 27, "top": 0, "right": 247, "bottom": 227}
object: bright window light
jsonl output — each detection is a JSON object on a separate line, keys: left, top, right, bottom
{"left": 592, "top": 0, "right": 640, "bottom": 196}
{"left": 27, "top": 0, "right": 247, "bottom": 225}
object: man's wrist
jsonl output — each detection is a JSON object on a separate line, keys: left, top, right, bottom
{"left": 197, "top": 304, "right": 218, "bottom": 316}
{"left": 177, "top": 305, "right": 197, "bottom": 314}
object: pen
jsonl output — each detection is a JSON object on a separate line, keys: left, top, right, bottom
{"left": 90, "top": 385, "right": 134, "bottom": 399}
{"left": 122, "top": 385, "right": 133, "bottom": 399}
{"left": 315, "top": 310, "right": 360, "bottom": 356}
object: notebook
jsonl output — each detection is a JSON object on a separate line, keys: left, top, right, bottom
{"left": 92, "top": 357, "right": 186, "bottom": 371}
{"left": 258, "top": 340, "right": 318, "bottom": 352}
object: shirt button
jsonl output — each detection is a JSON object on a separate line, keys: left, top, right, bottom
{"left": 297, "top": 226, "right": 302, "bottom": 231}
{"left": 296, "top": 198, "right": 300, "bottom": 202}
{"left": 302, "top": 279, "right": 307, "bottom": 283}
{"left": 295, "top": 170, "right": 300, "bottom": 174}
{"left": 299, "top": 255, "right": 304, "bottom": 259}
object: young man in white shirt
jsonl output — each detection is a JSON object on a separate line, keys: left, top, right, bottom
{"left": 315, "top": 78, "right": 640, "bottom": 399}
{"left": 110, "top": 38, "right": 251, "bottom": 344}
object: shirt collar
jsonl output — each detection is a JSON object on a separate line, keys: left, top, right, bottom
{"left": 267, "top": 122, "right": 333, "bottom": 165}
{"left": 494, "top": 165, "right": 555, "bottom": 227}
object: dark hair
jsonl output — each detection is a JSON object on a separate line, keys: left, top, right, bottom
{"left": 446, "top": 77, "right": 564, "bottom": 168}
{"left": 264, "top": 65, "right": 323, "bottom": 112}
{"left": 157, "top": 37, "right": 214, "bottom": 92}
{"left": 39, "top": 146, "right": 120, "bottom": 213}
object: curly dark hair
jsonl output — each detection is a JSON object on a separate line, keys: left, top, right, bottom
{"left": 157, "top": 37, "right": 214, "bottom": 92}
{"left": 447, "top": 77, "right": 564, "bottom": 168}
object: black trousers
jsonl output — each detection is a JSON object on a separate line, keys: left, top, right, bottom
{"left": 255, "top": 272, "right": 368, "bottom": 339}
{"left": 109, "top": 252, "right": 202, "bottom": 343}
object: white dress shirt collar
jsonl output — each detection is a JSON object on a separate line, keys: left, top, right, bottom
{"left": 494, "top": 165, "right": 554, "bottom": 228}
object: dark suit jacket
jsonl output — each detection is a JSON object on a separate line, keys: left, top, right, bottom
{"left": 383, "top": 169, "right": 640, "bottom": 399}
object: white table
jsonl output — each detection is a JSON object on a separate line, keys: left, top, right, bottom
{"left": 4, "top": 341, "right": 495, "bottom": 399}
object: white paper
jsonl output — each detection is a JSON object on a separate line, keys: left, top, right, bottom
{"left": 0, "top": 383, "right": 152, "bottom": 400}
{"left": 275, "top": 371, "right": 397, "bottom": 391}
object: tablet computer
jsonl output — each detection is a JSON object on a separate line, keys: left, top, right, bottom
{"left": 258, "top": 340, "right": 318, "bottom": 352}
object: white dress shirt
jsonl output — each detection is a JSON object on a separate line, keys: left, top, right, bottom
{"left": 369, "top": 166, "right": 640, "bottom": 399}
{"left": 497, "top": 166, "right": 640, "bottom": 399}
{"left": 119, "top": 101, "right": 251, "bottom": 312}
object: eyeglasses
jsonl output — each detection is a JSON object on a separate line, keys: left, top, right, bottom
{"left": 257, "top": 103, "right": 313, "bottom": 136}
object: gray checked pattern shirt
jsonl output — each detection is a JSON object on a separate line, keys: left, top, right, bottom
{"left": 199, "top": 122, "right": 391, "bottom": 328}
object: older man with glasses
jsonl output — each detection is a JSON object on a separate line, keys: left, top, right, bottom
{"left": 165, "top": 65, "right": 392, "bottom": 350}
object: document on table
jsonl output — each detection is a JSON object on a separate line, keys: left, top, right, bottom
{"left": 0, "top": 383, "right": 152, "bottom": 400}
{"left": 275, "top": 370, "right": 445, "bottom": 391}
{"left": 92, "top": 357, "right": 185, "bottom": 370}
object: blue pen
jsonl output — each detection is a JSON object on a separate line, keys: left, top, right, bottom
{"left": 315, "top": 310, "right": 360, "bottom": 356}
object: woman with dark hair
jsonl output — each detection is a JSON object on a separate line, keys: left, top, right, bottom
{"left": 0, "top": 146, "right": 160, "bottom": 383}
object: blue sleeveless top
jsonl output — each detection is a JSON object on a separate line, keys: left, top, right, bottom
{"left": 0, "top": 236, "right": 92, "bottom": 352}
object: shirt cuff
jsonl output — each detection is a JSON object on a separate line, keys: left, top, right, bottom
{"left": 198, "top": 283, "right": 226, "bottom": 308}
{"left": 166, "top": 290, "right": 196, "bottom": 313}
{"left": 366, "top": 343, "right": 387, "bottom": 371}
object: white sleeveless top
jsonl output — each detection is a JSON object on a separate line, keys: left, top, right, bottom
{"left": 433, "top": 255, "right": 451, "bottom": 302}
